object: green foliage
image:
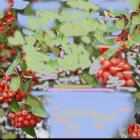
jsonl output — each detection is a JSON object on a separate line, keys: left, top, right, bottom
{"left": 9, "top": 76, "right": 20, "bottom": 92}
{"left": 21, "top": 81, "right": 30, "bottom": 93}
{"left": 81, "top": 72, "right": 98, "bottom": 87}
{"left": 1, "top": 62, "right": 9, "bottom": 68}
{"left": 23, "top": 127, "right": 37, "bottom": 138}
{"left": 24, "top": 4, "right": 36, "bottom": 15}
{"left": 0, "top": 12, "right": 4, "bottom": 19}
{"left": 57, "top": 43, "right": 91, "bottom": 71}
{"left": 27, "top": 95, "right": 47, "bottom": 117}
{"left": 105, "top": 42, "right": 123, "bottom": 59}
{"left": 22, "top": 44, "right": 57, "bottom": 73}
{"left": 0, "top": 49, "right": 11, "bottom": 58}
{"left": 6, "top": 58, "right": 20, "bottom": 76}
{"left": 113, "top": 9, "right": 130, "bottom": 20}
{"left": 66, "top": 0, "right": 99, "bottom": 12}
{"left": 132, "top": 14, "right": 140, "bottom": 25}
{"left": 115, "top": 18, "right": 125, "bottom": 29}
{"left": 132, "top": 30, "right": 140, "bottom": 44}
{"left": 0, "top": 69, "right": 4, "bottom": 75}
{"left": 126, "top": 0, "right": 140, "bottom": 10}
{"left": 0, "top": 108, "right": 5, "bottom": 117}
{"left": 8, "top": 31, "right": 25, "bottom": 45}
{"left": 9, "top": 97, "right": 20, "bottom": 113}
{"left": 2, "top": 133, "right": 17, "bottom": 139}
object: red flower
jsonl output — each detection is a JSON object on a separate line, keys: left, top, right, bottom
{"left": 128, "top": 123, "right": 140, "bottom": 138}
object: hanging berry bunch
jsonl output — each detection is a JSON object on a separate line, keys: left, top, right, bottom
{"left": 8, "top": 110, "right": 41, "bottom": 128}
{"left": 0, "top": 0, "right": 47, "bottom": 138}
{"left": 95, "top": 56, "right": 135, "bottom": 87}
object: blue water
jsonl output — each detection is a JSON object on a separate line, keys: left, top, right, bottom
{"left": 32, "top": 91, "right": 136, "bottom": 138}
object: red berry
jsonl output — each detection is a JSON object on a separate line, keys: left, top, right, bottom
{"left": 26, "top": 69, "right": 32, "bottom": 74}
{"left": 7, "top": 11, "right": 13, "bottom": 16}
{"left": 11, "top": 121, "right": 15, "bottom": 126}
{"left": 99, "top": 56, "right": 106, "bottom": 64}
{"left": 21, "top": 91, "right": 26, "bottom": 98}
{"left": 23, "top": 120, "right": 29, "bottom": 126}
{"left": 110, "top": 58, "right": 120, "bottom": 66}
{"left": 22, "top": 110, "right": 28, "bottom": 116}
{"left": 7, "top": 98, "right": 13, "bottom": 103}
{"left": 109, "top": 67, "right": 120, "bottom": 76}
{"left": 103, "top": 71, "right": 110, "bottom": 79}
{"left": 21, "top": 72, "right": 25, "bottom": 76}
{"left": 123, "top": 63, "right": 131, "bottom": 71}
{"left": 35, "top": 116, "right": 41, "bottom": 123}
{"left": 26, "top": 114, "right": 32, "bottom": 120}
{"left": 17, "top": 111, "right": 22, "bottom": 117}
{"left": 126, "top": 79, "right": 135, "bottom": 87}
{"left": 118, "top": 61, "right": 125, "bottom": 70}
{"left": 30, "top": 119, "right": 36, "bottom": 126}
{"left": 102, "top": 60, "right": 110, "bottom": 70}
{"left": 95, "top": 69, "right": 103, "bottom": 78}
{"left": 16, "top": 123, "right": 22, "bottom": 128}
{"left": 99, "top": 77, "right": 103, "bottom": 84}
{"left": 115, "top": 72, "right": 124, "bottom": 80}
{"left": 8, "top": 113, "right": 16, "bottom": 120}
{"left": 123, "top": 71, "right": 132, "bottom": 79}
{"left": 3, "top": 93, "right": 8, "bottom": 99}
{"left": 18, "top": 117, "right": 24, "bottom": 122}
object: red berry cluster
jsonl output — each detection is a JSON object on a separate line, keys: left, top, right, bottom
{"left": 5, "top": 26, "right": 15, "bottom": 37}
{"left": 2, "top": 11, "right": 14, "bottom": 25}
{"left": 128, "top": 123, "right": 140, "bottom": 138}
{"left": 0, "top": 21, "right": 4, "bottom": 33}
{"left": 96, "top": 56, "right": 135, "bottom": 87}
{"left": 8, "top": 110, "right": 41, "bottom": 128}
{"left": 16, "top": 89, "right": 27, "bottom": 102}
{"left": 0, "top": 75, "right": 27, "bottom": 104}
{"left": 8, "top": 0, "right": 14, "bottom": 10}
{"left": 0, "top": 83, "right": 16, "bottom": 104}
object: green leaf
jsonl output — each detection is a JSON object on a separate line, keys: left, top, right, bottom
{"left": 9, "top": 97, "right": 20, "bottom": 113}
{"left": 22, "top": 44, "right": 57, "bottom": 73}
{"left": 23, "top": 103, "right": 32, "bottom": 112}
{"left": 20, "top": 61, "right": 27, "bottom": 74}
{"left": 27, "top": 95, "right": 47, "bottom": 117}
{"left": 113, "top": 9, "right": 130, "bottom": 20}
{"left": 132, "top": 14, "right": 140, "bottom": 25}
{"left": 6, "top": 59, "right": 20, "bottom": 76}
{"left": 23, "top": 127, "right": 37, "bottom": 138}
{"left": 24, "top": 4, "right": 36, "bottom": 15}
{"left": 66, "top": 0, "right": 99, "bottom": 12}
{"left": 25, "top": 35, "right": 36, "bottom": 45}
{"left": 134, "top": 91, "right": 140, "bottom": 100}
{"left": 27, "top": 17, "right": 39, "bottom": 30}
{"left": 0, "top": 69, "right": 4, "bottom": 75}
{"left": 9, "top": 76, "right": 20, "bottom": 92}
{"left": 133, "top": 76, "right": 140, "bottom": 89}
{"left": 81, "top": 72, "right": 98, "bottom": 87}
{"left": 105, "top": 42, "right": 123, "bottom": 59}
{"left": 21, "top": 81, "right": 30, "bottom": 93}
{"left": 115, "top": 18, "right": 125, "bottom": 29}
{"left": 8, "top": 31, "right": 25, "bottom": 45}
{"left": 132, "top": 30, "right": 140, "bottom": 44}
{"left": 126, "top": 0, "right": 140, "bottom": 10}
{"left": 129, "top": 24, "right": 136, "bottom": 35}
{"left": 81, "top": 36, "right": 91, "bottom": 44}
{"left": 0, "top": 12, "right": 4, "bottom": 19}
{"left": 94, "top": 30, "right": 114, "bottom": 46}
{"left": 107, "top": 25, "right": 120, "bottom": 33}
{"left": 34, "top": 30, "right": 46, "bottom": 41}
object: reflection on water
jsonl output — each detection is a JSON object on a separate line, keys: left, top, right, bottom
{"left": 32, "top": 91, "right": 136, "bottom": 138}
